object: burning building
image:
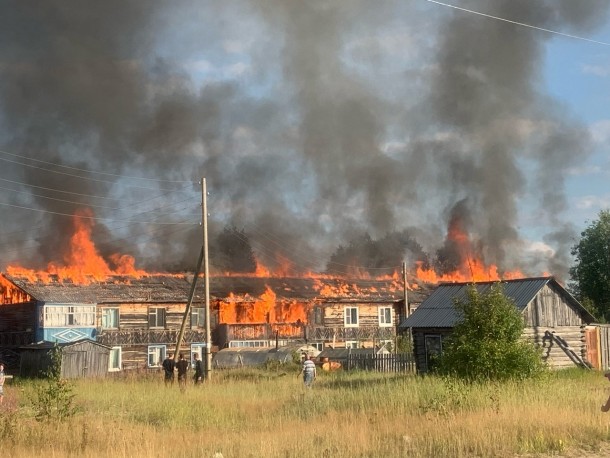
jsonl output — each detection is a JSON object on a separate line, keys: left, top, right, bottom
{"left": 0, "top": 270, "right": 430, "bottom": 373}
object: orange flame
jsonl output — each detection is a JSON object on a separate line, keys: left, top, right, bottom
{"left": 7, "top": 208, "right": 146, "bottom": 285}
{"left": 414, "top": 216, "right": 524, "bottom": 283}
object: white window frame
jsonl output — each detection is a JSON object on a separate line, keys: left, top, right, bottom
{"left": 191, "top": 343, "right": 206, "bottom": 365}
{"left": 148, "top": 307, "right": 166, "bottom": 329}
{"left": 109, "top": 346, "right": 122, "bottom": 371}
{"left": 191, "top": 307, "right": 205, "bottom": 328}
{"left": 378, "top": 306, "right": 392, "bottom": 327}
{"left": 345, "top": 341, "right": 359, "bottom": 349}
{"left": 44, "top": 305, "right": 96, "bottom": 327}
{"left": 101, "top": 307, "right": 120, "bottom": 329}
{"left": 148, "top": 345, "right": 166, "bottom": 367}
{"left": 310, "top": 342, "right": 324, "bottom": 351}
{"left": 228, "top": 340, "right": 267, "bottom": 348}
{"left": 344, "top": 306, "right": 359, "bottom": 327}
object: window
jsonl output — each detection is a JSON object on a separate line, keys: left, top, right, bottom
{"left": 345, "top": 341, "right": 359, "bottom": 349}
{"left": 148, "top": 345, "right": 166, "bottom": 367}
{"left": 191, "top": 343, "right": 206, "bottom": 365}
{"left": 109, "top": 346, "right": 122, "bottom": 371}
{"left": 379, "top": 307, "right": 392, "bottom": 327}
{"left": 191, "top": 308, "right": 205, "bottom": 328}
{"left": 229, "top": 340, "right": 267, "bottom": 348}
{"left": 313, "top": 306, "right": 323, "bottom": 325}
{"left": 344, "top": 306, "right": 359, "bottom": 327}
{"left": 44, "top": 305, "right": 95, "bottom": 327}
{"left": 101, "top": 308, "right": 119, "bottom": 329}
{"left": 148, "top": 307, "right": 166, "bottom": 328}
{"left": 310, "top": 342, "right": 324, "bottom": 351}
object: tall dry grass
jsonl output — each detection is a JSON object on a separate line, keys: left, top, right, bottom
{"left": 1, "top": 366, "right": 610, "bottom": 457}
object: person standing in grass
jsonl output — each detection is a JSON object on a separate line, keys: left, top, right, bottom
{"left": 193, "top": 353, "right": 204, "bottom": 385}
{"left": 162, "top": 353, "right": 176, "bottom": 387}
{"left": 601, "top": 372, "right": 610, "bottom": 412}
{"left": 176, "top": 353, "right": 189, "bottom": 392}
{"left": 0, "top": 363, "right": 5, "bottom": 405}
{"left": 299, "top": 354, "right": 317, "bottom": 388}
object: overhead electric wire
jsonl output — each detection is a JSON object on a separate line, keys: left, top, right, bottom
{"left": 0, "top": 201, "right": 198, "bottom": 225}
{"left": 0, "top": 149, "right": 193, "bottom": 184}
{"left": 422, "top": 0, "right": 610, "bottom": 46}
{"left": 0, "top": 155, "right": 191, "bottom": 192}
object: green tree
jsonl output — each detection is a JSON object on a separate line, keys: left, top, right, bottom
{"left": 437, "top": 284, "right": 545, "bottom": 382}
{"left": 569, "top": 210, "right": 610, "bottom": 321}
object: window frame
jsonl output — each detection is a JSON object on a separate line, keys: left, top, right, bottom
{"left": 148, "top": 307, "right": 166, "bottom": 329}
{"left": 345, "top": 340, "right": 359, "bottom": 349}
{"left": 191, "top": 307, "right": 205, "bottom": 328}
{"left": 344, "top": 306, "right": 359, "bottom": 327}
{"left": 108, "top": 346, "right": 122, "bottom": 371}
{"left": 148, "top": 345, "right": 166, "bottom": 368}
{"left": 44, "top": 304, "right": 96, "bottom": 327}
{"left": 378, "top": 306, "right": 393, "bottom": 327}
{"left": 101, "top": 307, "right": 120, "bottom": 329}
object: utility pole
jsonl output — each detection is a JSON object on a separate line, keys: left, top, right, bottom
{"left": 202, "top": 178, "right": 212, "bottom": 380}
{"left": 402, "top": 261, "right": 410, "bottom": 318}
{"left": 174, "top": 247, "right": 204, "bottom": 362}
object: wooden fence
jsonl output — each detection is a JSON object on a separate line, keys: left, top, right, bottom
{"left": 345, "top": 353, "right": 416, "bottom": 373}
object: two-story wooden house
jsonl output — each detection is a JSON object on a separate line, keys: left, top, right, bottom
{"left": 0, "top": 273, "right": 210, "bottom": 371}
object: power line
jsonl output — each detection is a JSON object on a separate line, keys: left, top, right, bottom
{"left": 0, "top": 148, "right": 193, "bottom": 184}
{"left": 423, "top": 0, "right": 610, "bottom": 46}
{"left": 0, "top": 201, "right": 198, "bottom": 225}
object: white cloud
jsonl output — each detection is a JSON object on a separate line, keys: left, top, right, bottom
{"left": 582, "top": 64, "right": 610, "bottom": 77}
{"left": 590, "top": 119, "right": 610, "bottom": 144}
{"left": 574, "top": 195, "right": 610, "bottom": 210}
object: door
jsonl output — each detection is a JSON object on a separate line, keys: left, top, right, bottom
{"left": 585, "top": 327, "right": 600, "bottom": 370}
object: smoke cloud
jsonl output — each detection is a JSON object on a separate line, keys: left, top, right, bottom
{"left": 0, "top": 0, "right": 607, "bottom": 281}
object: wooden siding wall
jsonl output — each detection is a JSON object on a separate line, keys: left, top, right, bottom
{"left": 96, "top": 302, "right": 207, "bottom": 369}
{"left": 411, "top": 328, "right": 453, "bottom": 373}
{"left": 323, "top": 302, "right": 393, "bottom": 328}
{"left": 522, "top": 326, "right": 586, "bottom": 369}
{"left": 522, "top": 285, "right": 583, "bottom": 327}
{"left": 0, "top": 302, "right": 37, "bottom": 333}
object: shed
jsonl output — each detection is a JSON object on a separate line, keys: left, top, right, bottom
{"left": 398, "top": 277, "right": 596, "bottom": 373}
{"left": 20, "top": 339, "right": 111, "bottom": 378}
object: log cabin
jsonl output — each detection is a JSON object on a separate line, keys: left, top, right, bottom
{"left": 398, "top": 277, "right": 596, "bottom": 373}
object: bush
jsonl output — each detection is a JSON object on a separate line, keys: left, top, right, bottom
{"left": 437, "top": 283, "right": 546, "bottom": 382}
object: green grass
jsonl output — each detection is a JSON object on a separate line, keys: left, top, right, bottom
{"left": 2, "top": 367, "right": 610, "bottom": 457}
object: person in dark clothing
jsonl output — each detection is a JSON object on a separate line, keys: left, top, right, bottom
{"left": 193, "top": 353, "right": 204, "bottom": 384}
{"left": 162, "top": 353, "right": 176, "bottom": 386}
{"left": 176, "top": 353, "right": 189, "bottom": 392}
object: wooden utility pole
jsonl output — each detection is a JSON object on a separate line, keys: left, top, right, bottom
{"left": 202, "top": 178, "right": 212, "bottom": 380}
{"left": 402, "top": 262, "right": 410, "bottom": 318}
{"left": 174, "top": 247, "right": 204, "bottom": 361}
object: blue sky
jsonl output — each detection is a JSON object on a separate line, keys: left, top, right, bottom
{"left": 544, "top": 23, "right": 610, "bottom": 233}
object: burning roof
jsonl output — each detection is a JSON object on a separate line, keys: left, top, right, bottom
{"left": 1, "top": 272, "right": 431, "bottom": 306}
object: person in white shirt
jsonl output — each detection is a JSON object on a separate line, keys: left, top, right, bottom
{"left": 299, "top": 354, "right": 317, "bottom": 387}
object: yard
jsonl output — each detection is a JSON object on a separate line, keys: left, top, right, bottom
{"left": 2, "top": 366, "right": 610, "bottom": 457}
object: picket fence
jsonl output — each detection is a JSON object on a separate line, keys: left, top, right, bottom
{"left": 345, "top": 353, "right": 416, "bottom": 373}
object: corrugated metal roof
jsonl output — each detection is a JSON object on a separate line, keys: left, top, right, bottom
{"left": 399, "top": 277, "right": 593, "bottom": 328}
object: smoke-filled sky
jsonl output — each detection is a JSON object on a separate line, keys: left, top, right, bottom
{"left": 0, "top": 0, "right": 609, "bottom": 282}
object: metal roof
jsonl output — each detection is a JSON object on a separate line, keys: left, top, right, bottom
{"left": 398, "top": 277, "right": 594, "bottom": 328}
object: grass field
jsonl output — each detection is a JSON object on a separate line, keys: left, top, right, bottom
{"left": 2, "top": 365, "right": 610, "bottom": 457}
